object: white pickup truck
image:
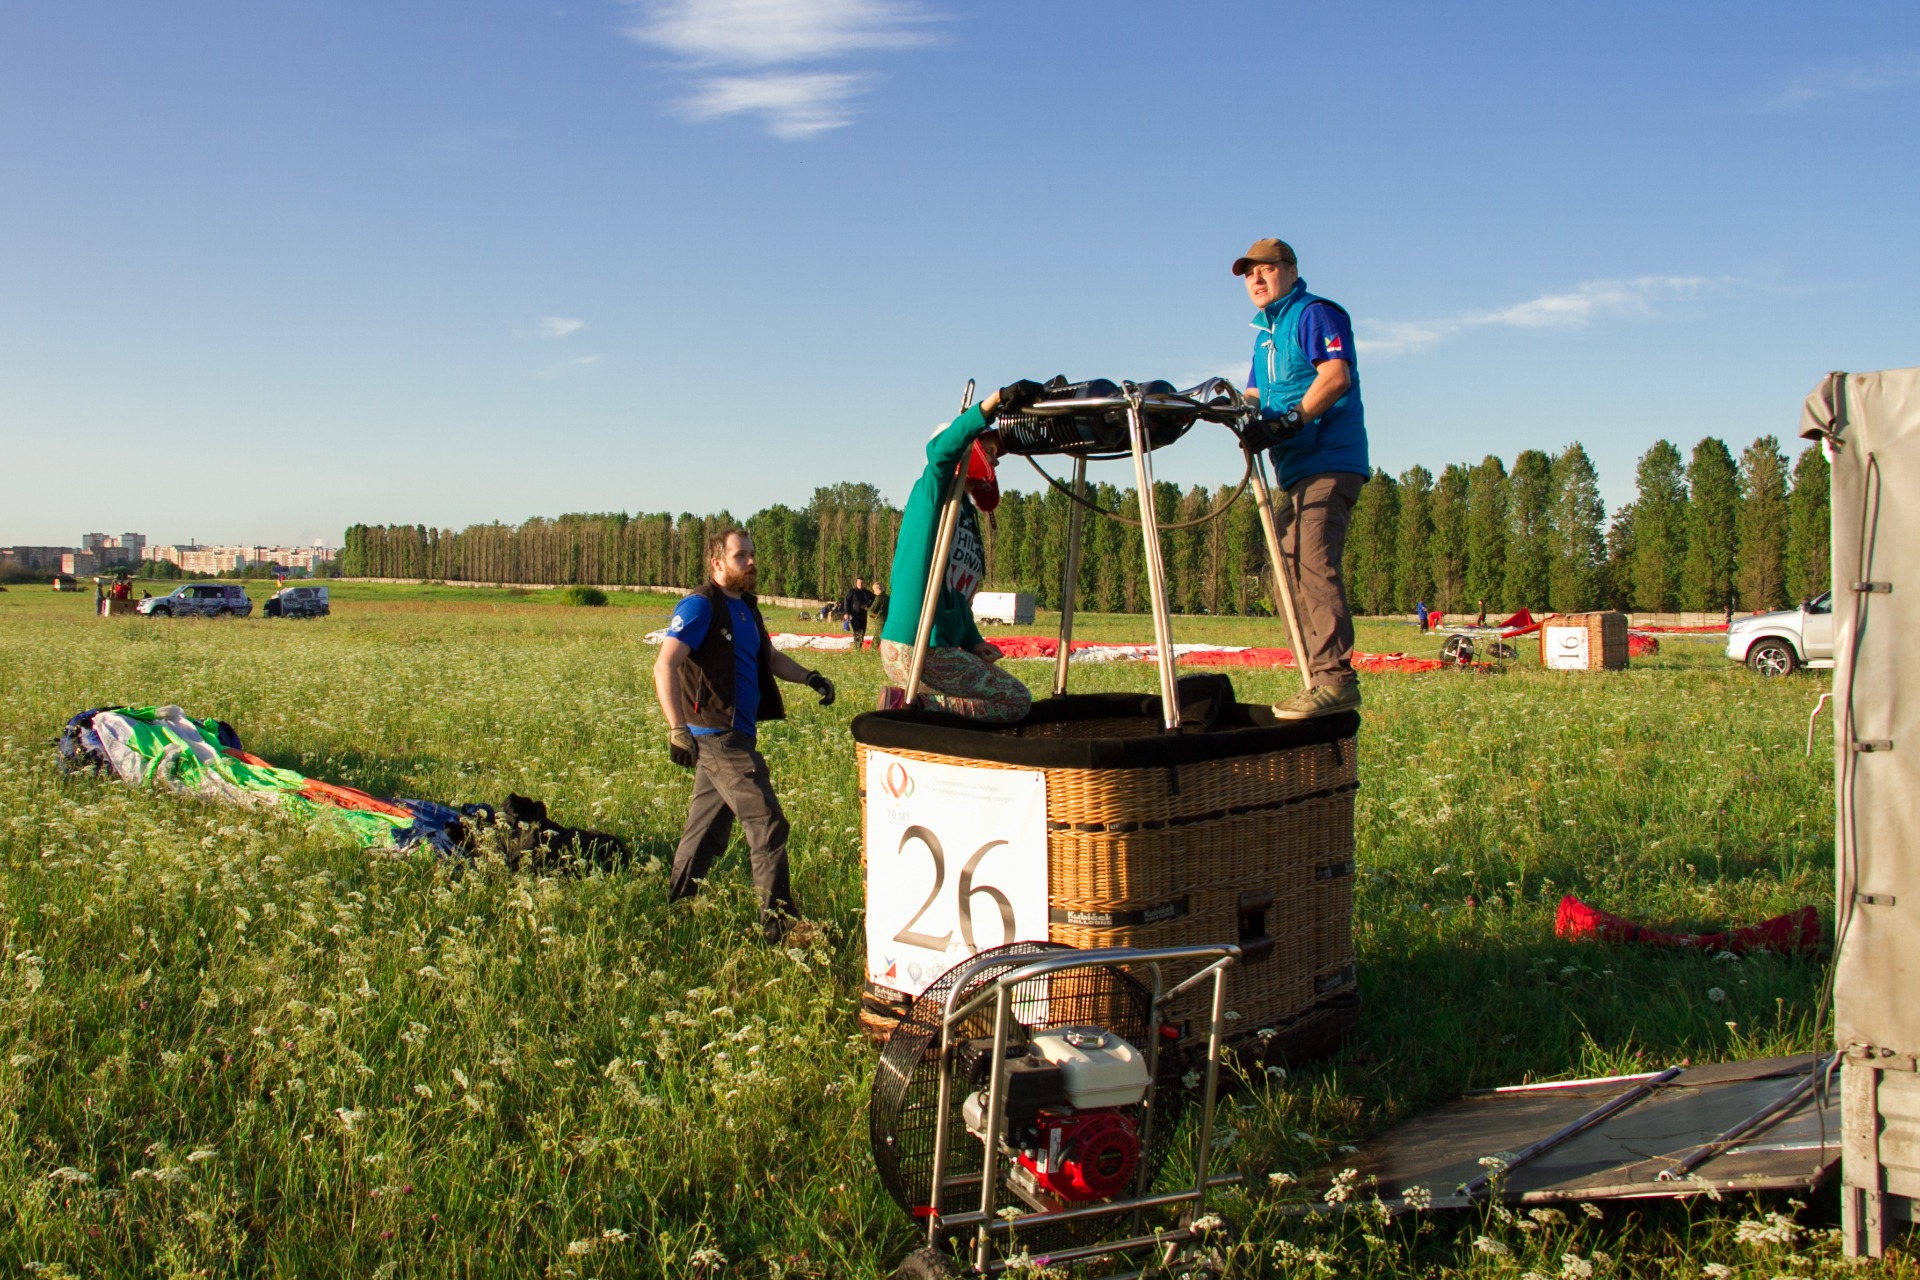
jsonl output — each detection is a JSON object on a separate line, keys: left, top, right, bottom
{"left": 1725, "top": 591, "right": 1834, "bottom": 675}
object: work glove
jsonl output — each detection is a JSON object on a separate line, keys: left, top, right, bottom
{"left": 668, "top": 726, "right": 697, "bottom": 769}
{"left": 993, "top": 379, "right": 1049, "bottom": 416}
{"left": 806, "top": 671, "right": 837, "bottom": 707}
{"left": 1241, "top": 405, "right": 1308, "bottom": 450}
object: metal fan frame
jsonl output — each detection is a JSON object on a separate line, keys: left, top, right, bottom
{"left": 905, "top": 942, "right": 1244, "bottom": 1278}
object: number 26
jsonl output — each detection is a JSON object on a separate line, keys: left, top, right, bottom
{"left": 892, "top": 825, "right": 1017, "bottom": 951}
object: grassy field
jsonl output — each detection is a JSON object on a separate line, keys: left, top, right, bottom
{"left": 0, "top": 583, "right": 1896, "bottom": 1277}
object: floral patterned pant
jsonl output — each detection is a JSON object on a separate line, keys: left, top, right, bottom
{"left": 879, "top": 639, "right": 1031, "bottom": 724}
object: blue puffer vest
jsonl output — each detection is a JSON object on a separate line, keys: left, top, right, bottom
{"left": 1250, "top": 278, "right": 1370, "bottom": 490}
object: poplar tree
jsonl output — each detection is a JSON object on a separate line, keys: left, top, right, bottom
{"left": 1548, "top": 443, "right": 1605, "bottom": 611}
{"left": 1736, "top": 436, "right": 1791, "bottom": 611}
{"left": 1629, "top": 440, "right": 1688, "bottom": 612}
{"left": 1429, "top": 463, "right": 1470, "bottom": 613}
{"left": 1395, "top": 465, "right": 1436, "bottom": 611}
{"left": 1464, "top": 456, "right": 1508, "bottom": 614}
{"left": 1786, "top": 446, "right": 1831, "bottom": 603}
{"left": 1343, "top": 469, "right": 1399, "bottom": 615}
{"left": 1681, "top": 438, "right": 1742, "bottom": 613}
{"left": 1503, "top": 450, "right": 1554, "bottom": 610}
{"left": 1603, "top": 505, "right": 1636, "bottom": 610}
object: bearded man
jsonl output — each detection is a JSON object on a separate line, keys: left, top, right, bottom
{"left": 653, "top": 527, "right": 835, "bottom": 942}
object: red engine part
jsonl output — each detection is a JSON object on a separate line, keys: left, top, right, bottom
{"left": 1016, "top": 1109, "right": 1141, "bottom": 1202}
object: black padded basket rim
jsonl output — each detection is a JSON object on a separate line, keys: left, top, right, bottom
{"left": 868, "top": 941, "right": 1190, "bottom": 1254}
{"left": 851, "top": 690, "right": 1360, "bottom": 770}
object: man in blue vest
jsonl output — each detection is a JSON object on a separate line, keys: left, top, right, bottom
{"left": 654, "top": 527, "right": 836, "bottom": 942}
{"left": 1236, "top": 237, "right": 1369, "bottom": 720}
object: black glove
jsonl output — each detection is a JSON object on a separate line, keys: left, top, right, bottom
{"left": 993, "top": 379, "right": 1048, "bottom": 417}
{"left": 806, "top": 671, "right": 836, "bottom": 707}
{"left": 668, "top": 726, "right": 697, "bottom": 769}
{"left": 1242, "top": 405, "right": 1308, "bottom": 450}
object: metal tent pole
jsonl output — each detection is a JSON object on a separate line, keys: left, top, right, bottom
{"left": 1053, "top": 456, "right": 1088, "bottom": 697}
{"left": 1247, "top": 450, "right": 1314, "bottom": 697}
{"left": 1126, "top": 393, "right": 1181, "bottom": 731}
{"left": 903, "top": 380, "right": 975, "bottom": 705}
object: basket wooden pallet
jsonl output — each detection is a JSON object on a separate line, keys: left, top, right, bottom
{"left": 1540, "top": 611, "right": 1629, "bottom": 671}
{"left": 852, "top": 677, "right": 1359, "bottom": 1053}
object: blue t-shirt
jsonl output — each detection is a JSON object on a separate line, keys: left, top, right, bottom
{"left": 667, "top": 593, "right": 762, "bottom": 735}
{"left": 1246, "top": 301, "right": 1355, "bottom": 392}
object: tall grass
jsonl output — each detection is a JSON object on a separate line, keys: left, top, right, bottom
{"left": 0, "top": 586, "right": 1892, "bottom": 1277}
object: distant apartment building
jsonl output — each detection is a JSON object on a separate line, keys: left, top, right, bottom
{"left": 144, "top": 542, "right": 336, "bottom": 575}
{"left": 1, "top": 546, "right": 73, "bottom": 574}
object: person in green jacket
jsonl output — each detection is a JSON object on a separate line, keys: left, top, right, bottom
{"left": 879, "top": 380, "right": 1046, "bottom": 721}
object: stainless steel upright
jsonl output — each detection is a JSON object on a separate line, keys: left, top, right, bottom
{"left": 904, "top": 380, "right": 976, "bottom": 704}
{"left": 1053, "top": 456, "right": 1088, "bottom": 697}
{"left": 1125, "top": 389, "right": 1181, "bottom": 731}
{"left": 1247, "top": 451, "right": 1314, "bottom": 696}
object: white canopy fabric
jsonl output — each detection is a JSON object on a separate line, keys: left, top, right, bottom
{"left": 1802, "top": 367, "right": 1920, "bottom": 1059}
{"left": 1804, "top": 367, "right": 1920, "bottom": 1253}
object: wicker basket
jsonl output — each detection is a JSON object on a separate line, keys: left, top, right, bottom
{"left": 1539, "top": 611, "right": 1629, "bottom": 670}
{"left": 851, "top": 677, "right": 1358, "bottom": 1051}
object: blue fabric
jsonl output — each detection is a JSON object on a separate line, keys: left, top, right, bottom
{"left": 668, "top": 593, "right": 763, "bottom": 735}
{"left": 1247, "top": 277, "right": 1369, "bottom": 490}
{"left": 392, "top": 799, "right": 495, "bottom": 856}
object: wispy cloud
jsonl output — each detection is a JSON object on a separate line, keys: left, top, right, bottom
{"left": 622, "top": 0, "right": 938, "bottom": 139}
{"left": 1357, "top": 276, "right": 1722, "bottom": 357}
{"left": 538, "top": 316, "right": 586, "bottom": 339}
{"left": 535, "top": 353, "right": 604, "bottom": 379}
{"left": 1745, "top": 53, "right": 1920, "bottom": 112}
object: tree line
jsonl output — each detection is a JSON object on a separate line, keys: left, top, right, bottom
{"left": 341, "top": 436, "right": 1829, "bottom": 616}
{"left": 1344, "top": 436, "right": 1828, "bottom": 617}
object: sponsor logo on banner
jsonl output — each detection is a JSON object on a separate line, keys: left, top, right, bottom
{"left": 864, "top": 750, "right": 1047, "bottom": 998}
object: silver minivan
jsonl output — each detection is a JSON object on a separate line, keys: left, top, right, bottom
{"left": 1725, "top": 591, "right": 1834, "bottom": 675}
{"left": 264, "top": 585, "right": 330, "bottom": 618}
{"left": 136, "top": 583, "right": 254, "bottom": 618}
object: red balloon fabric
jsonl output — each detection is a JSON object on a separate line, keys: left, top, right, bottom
{"left": 1554, "top": 893, "right": 1822, "bottom": 954}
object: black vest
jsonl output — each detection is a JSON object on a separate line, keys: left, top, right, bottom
{"left": 678, "top": 581, "right": 786, "bottom": 732}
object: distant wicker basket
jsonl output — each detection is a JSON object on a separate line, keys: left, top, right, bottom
{"left": 1540, "top": 611, "right": 1630, "bottom": 671}
{"left": 851, "top": 676, "right": 1357, "bottom": 1061}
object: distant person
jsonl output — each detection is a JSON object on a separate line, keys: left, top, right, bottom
{"left": 873, "top": 583, "right": 889, "bottom": 624}
{"left": 879, "top": 380, "right": 1046, "bottom": 721}
{"left": 842, "top": 576, "right": 875, "bottom": 651}
{"left": 653, "top": 528, "right": 836, "bottom": 944}
{"left": 1415, "top": 600, "right": 1429, "bottom": 631}
{"left": 1234, "top": 237, "right": 1369, "bottom": 720}
{"left": 1476, "top": 599, "right": 1488, "bottom": 628}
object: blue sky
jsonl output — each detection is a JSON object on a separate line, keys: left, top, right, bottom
{"left": 3, "top": 1, "right": 1916, "bottom": 548}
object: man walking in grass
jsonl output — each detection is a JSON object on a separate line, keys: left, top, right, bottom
{"left": 653, "top": 527, "right": 836, "bottom": 942}
{"left": 1235, "top": 237, "right": 1370, "bottom": 720}
{"left": 842, "top": 576, "right": 875, "bottom": 651}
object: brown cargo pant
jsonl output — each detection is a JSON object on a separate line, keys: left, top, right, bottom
{"left": 1276, "top": 472, "right": 1366, "bottom": 687}
{"left": 669, "top": 731, "right": 797, "bottom": 939}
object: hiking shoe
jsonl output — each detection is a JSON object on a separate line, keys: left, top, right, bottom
{"left": 1270, "top": 681, "right": 1361, "bottom": 721}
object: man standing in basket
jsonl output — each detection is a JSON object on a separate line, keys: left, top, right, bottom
{"left": 1235, "top": 237, "right": 1369, "bottom": 720}
{"left": 654, "top": 527, "right": 836, "bottom": 942}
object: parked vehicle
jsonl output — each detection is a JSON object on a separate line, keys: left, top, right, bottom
{"left": 264, "top": 584, "right": 330, "bottom": 618}
{"left": 137, "top": 583, "right": 254, "bottom": 618}
{"left": 1725, "top": 591, "right": 1834, "bottom": 675}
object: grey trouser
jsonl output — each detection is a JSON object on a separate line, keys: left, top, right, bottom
{"left": 1275, "top": 472, "right": 1365, "bottom": 687}
{"left": 669, "top": 731, "right": 796, "bottom": 928}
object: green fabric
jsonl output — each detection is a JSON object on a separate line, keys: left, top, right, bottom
{"left": 880, "top": 405, "right": 989, "bottom": 651}
{"left": 102, "top": 706, "right": 413, "bottom": 847}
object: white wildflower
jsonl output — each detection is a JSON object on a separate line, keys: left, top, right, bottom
{"left": 1473, "top": 1236, "right": 1510, "bottom": 1257}
{"left": 1188, "top": 1213, "right": 1223, "bottom": 1234}
{"left": 186, "top": 1148, "right": 218, "bottom": 1163}
{"left": 334, "top": 1107, "right": 365, "bottom": 1130}
{"left": 689, "top": 1245, "right": 727, "bottom": 1268}
{"left": 1529, "top": 1206, "right": 1567, "bottom": 1225}
{"left": 48, "top": 1167, "right": 93, "bottom": 1185}
{"left": 1702, "top": 1265, "right": 1733, "bottom": 1279}
{"left": 1268, "top": 1171, "right": 1298, "bottom": 1187}
{"left": 1401, "top": 1184, "right": 1432, "bottom": 1211}
{"left": 1561, "top": 1253, "right": 1594, "bottom": 1279}
{"left": 1734, "top": 1211, "right": 1798, "bottom": 1247}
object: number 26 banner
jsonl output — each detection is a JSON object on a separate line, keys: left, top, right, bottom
{"left": 864, "top": 750, "right": 1048, "bottom": 998}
